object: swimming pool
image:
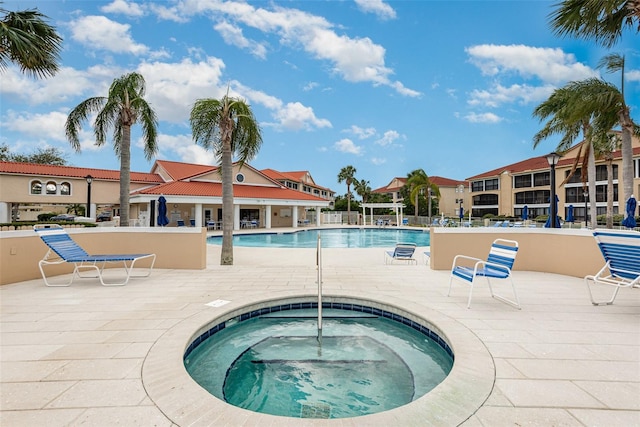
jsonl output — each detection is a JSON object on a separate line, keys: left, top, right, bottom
{"left": 207, "top": 228, "right": 430, "bottom": 248}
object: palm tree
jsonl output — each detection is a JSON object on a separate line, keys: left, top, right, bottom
{"left": 66, "top": 203, "right": 85, "bottom": 216}
{"left": 337, "top": 165, "right": 356, "bottom": 225}
{"left": 354, "top": 179, "right": 372, "bottom": 204}
{"left": 190, "top": 95, "right": 262, "bottom": 266}
{"left": 65, "top": 72, "right": 159, "bottom": 227}
{"left": 548, "top": 0, "right": 639, "bottom": 48}
{"left": 0, "top": 6, "right": 62, "bottom": 78}
{"left": 406, "top": 169, "right": 436, "bottom": 225}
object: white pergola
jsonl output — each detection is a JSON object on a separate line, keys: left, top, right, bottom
{"left": 361, "top": 202, "right": 405, "bottom": 226}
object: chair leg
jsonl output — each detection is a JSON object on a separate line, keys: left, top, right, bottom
{"left": 487, "top": 277, "right": 521, "bottom": 309}
{"left": 585, "top": 276, "right": 619, "bottom": 305}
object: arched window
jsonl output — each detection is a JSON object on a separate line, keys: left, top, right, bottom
{"left": 31, "top": 180, "right": 42, "bottom": 195}
{"left": 60, "top": 182, "right": 71, "bottom": 196}
{"left": 46, "top": 181, "right": 57, "bottom": 195}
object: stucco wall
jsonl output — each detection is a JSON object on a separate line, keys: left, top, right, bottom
{"left": 429, "top": 227, "right": 604, "bottom": 278}
{"left": 0, "top": 227, "right": 206, "bottom": 286}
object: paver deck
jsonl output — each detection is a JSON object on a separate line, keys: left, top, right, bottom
{"left": 1, "top": 239, "right": 639, "bottom": 426}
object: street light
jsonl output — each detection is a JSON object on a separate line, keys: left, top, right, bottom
{"left": 455, "top": 184, "right": 464, "bottom": 225}
{"left": 546, "top": 152, "right": 561, "bottom": 228}
{"left": 85, "top": 175, "right": 93, "bottom": 218}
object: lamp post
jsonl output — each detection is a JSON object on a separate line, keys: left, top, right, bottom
{"left": 455, "top": 184, "right": 464, "bottom": 225}
{"left": 85, "top": 175, "right": 93, "bottom": 218}
{"left": 427, "top": 187, "right": 432, "bottom": 227}
{"left": 583, "top": 189, "right": 589, "bottom": 229}
{"left": 546, "top": 152, "right": 561, "bottom": 228}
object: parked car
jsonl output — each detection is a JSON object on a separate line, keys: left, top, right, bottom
{"left": 96, "top": 212, "right": 113, "bottom": 222}
{"left": 50, "top": 214, "right": 76, "bottom": 222}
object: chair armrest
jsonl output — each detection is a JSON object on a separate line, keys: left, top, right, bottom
{"left": 451, "top": 254, "right": 483, "bottom": 270}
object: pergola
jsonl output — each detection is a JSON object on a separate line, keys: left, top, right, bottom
{"left": 361, "top": 202, "right": 405, "bottom": 226}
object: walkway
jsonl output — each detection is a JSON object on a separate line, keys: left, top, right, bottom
{"left": 1, "top": 244, "right": 639, "bottom": 426}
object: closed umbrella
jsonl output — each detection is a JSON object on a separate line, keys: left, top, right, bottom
{"left": 522, "top": 205, "right": 528, "bottom": 220}
{"left": 544, "top": 195, "right": 561, "bottom": 228}
{"left": 566, "top": 205, "right": 574, "bottom": 223}
{"left": 621, "top": 195, "right": 637, "bottom": 229}
{"left": 157, "top": 196, "right": 169, "bottom": 227}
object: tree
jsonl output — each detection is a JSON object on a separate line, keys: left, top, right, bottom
{"left": 337, "top": 165, "right": 356, "bottom": 224}
{"left": 65, "top": 72, "right": 158, "bottom": 227}
{"left": 353, "top": 178, "right": 371, "bottom": 203}
{"left": 190, "top": 95, "right": 262, "bottom": 266}
{"left": 405, "top": 169, "right": 437, "bottom": 225}
{"left": 548, "top": 0, "right": 639, "bottom": 48}
{"left": 66, "top": 203, "right": 85, "bottom": 216}
{"left": 1, "top": 144, "right": 67, "bottom": 165}
{"left": 0, "top": 6, "right": 62, "bottom": 78}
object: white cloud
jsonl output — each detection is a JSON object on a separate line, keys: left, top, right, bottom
{"left": 138, "top": 57, "right": 227, "bottom": 123}
{"left": 214, "top": 20, "right": 268, "bottom": 59}
{"left": 101, "top": 0, "right": 145, "bottom": 17}
{"left": 334, "top": 138, "right": 363, "bottom": 155}
{"left": 272, "top": 102, "right": 332, "bottom": 131}
{"left": 354, "top": 0, "right": 397, "bottom": 20}
{"left": 303, "top": 82, "right": 319, "bottom": 91}
{"left": 169, "top": 1, "right": 418, "bottom": 96}
{"left": 345, "top": 125, "right": 376, "bottom": 139}
{"left": 463, "top": 112, "right": 503, "bottom": 123}
{"left": 627, "top": 69, "right": 640, "bottom": 82}
{"left": 371, "top": 157, "right": 386, "bottom": 165}
{"left": 154, "top": 133, "right": 217, "bottom": 165}
{"left": 468, "top": 83, "right": 556, "bottom": 107}
{"left": 466, "top": 44, "right": 598, "bottom": 84}
{"left": 69, "top": 15, "right": 149, "bottom": 55}
{"left": 375, "top": 130, "right": 402, "bottom": 146}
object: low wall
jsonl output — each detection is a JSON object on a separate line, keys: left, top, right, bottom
{"left": 0, "top": 227, "right": 207, "bottom": 286}
{"left": 429, "top": 227, "right": 604, "bottom": 278}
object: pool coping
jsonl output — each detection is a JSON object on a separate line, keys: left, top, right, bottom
{"left": 142, "top": 290, "right": 495, "bottom": 426}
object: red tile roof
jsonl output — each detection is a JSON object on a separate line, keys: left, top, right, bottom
{"left": 261, "top": 168, "right": 334, "bottom": 192}
{"left": 134, "top": 181, "right": 327, "bottom": 201}
{"left": 153, "top": 159, "right": 217, "bottom": 181}
{"left": 0, "top": 161, "right": 163, "bottom": 183}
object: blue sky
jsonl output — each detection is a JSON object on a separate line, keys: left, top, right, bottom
{"left": 1, "top": 0, "right": 638, "bottom": 193}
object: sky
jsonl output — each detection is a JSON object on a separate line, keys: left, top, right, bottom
{"left": 1, "top": 0, "right": 638, "bottom": 194}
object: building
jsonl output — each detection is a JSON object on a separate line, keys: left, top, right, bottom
{"left": 467, "top": 136, "right": 640, "bottom": 221}
{"left": 0, "top": 160, "right": 333, "bottom": 229}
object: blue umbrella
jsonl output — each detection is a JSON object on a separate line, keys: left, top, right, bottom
{"left": 522, "top": 205, "right": 528, "bottom": 220}
{"left": 544, "top": 195, "right": 561, "bottom": 228}
{"left": 621, "top": 195, "right": 637, "bottom": 229}
{"left": 566, "top": 205, "right": 574, "bottom": 223}
{"left": 157, "top": 196, "right": 169, "bottom": 226}
{"left": 459, "top": 206, "right": 464, "bottom": 221}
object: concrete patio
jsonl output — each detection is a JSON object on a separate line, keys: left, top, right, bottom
{"left": 1, "top": 241, "right": 639, "bottom": 426}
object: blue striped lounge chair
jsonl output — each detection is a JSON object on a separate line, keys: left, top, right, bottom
{"left": 384, "top": 242, "right": 417, "bottom": 265}
{"left": 585, "top": 229, "right": 640, "bottom": 305}
{"left": 34, "top": 225, "right": 156, "bottom": 286}
{"left": 448, "top": 238, "right": 520, "bottom": 309}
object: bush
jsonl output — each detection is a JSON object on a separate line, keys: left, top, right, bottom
{"left": 38, "top": 212, "right": 56, "bottom": 221}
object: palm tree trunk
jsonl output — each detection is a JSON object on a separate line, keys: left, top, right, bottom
{"left": 346, "top": 183, "right": 351, "bottom": 225}
{"left": 120, "top": 125, "right": 131, "bottom": 227}
{"left": 620, "top": 112, "right": 634, "bottom": 210}
{"left": 220, "top": 115, "right": 234, "bottom": 265}
{"left": 587, "top": 143, "right": 597, "bottom": 229}
{"left": 414, "top": 192, "right": 419, "bottom": 225}
{"left": 606, "top": 159, "right": 613, "bottom": 229}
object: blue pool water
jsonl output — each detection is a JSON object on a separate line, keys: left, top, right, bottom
{"left": 207, "top": 228, "right": 430, "bottom": 248}
{"left": 184, "top": 306, "right": 453, "bottom": 419}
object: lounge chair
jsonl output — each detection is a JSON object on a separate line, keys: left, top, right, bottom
{"left": 384, "top": 243, "right": 417, "bottom": 265}
{"left": 501, "top": 220, "right": 510, "bottom": 227}
{"left": 585, "top": 230, "right": 640, "bottom": 305}
{"left": 206, "top": 220, "right": 216, "bottom": 230}
{"left": 177, "top": 219, "right": 186, "bottom": 227}
{"left": 448, "top": 238, "right": 520, "bottom": 309}
{"left": 34, "top": 225, "right": 156, "bottom": 287}
{"left": 190, "top": 219, "right": 196, "bottom": 227}
{"left": 492, "top": 221, "right": 503, "bottom": 227}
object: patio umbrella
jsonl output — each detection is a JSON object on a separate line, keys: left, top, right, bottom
{"left": 566, "top": 205, "right": 574, "bottom": 223}
{"left": 544, "top": 195, "right": 561, "bottom": 228}
{"left": 157, "top": 196, "right": 169, "bottom": 227}
{"left": 522, "top": 205, "right": 528, "bottom": 220}
{"left": 621, "top": 195, "right": 637, "bottom": 229}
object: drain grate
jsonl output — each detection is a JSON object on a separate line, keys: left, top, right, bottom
{"left": 300, "top": 402, "right": 331, "bottom": 418}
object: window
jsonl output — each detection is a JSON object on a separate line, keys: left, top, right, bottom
{"left": 472, "top": 194, "right": 498, "bottom": 206}
{"left": 513, "top": 174, "right": 531, "bottom": 188}
{"left": 595, "top": 164, "right": 617, "bottom": 181}
{"left": 471, "top": 181, "right": 484, "bottom": 192}
{"left": 60, "top": 182, "right": 71, "bottom": 196}
{"left": 565, "top": 169, "right": 583, "bottom": 184}
{"left": 30, "top": 180, "right": 42, "bottom": 194}
{"left": 533, "top": 172, "right": 550, "bottom": 186}
{"left": 515, "top": 190, "right": 549, "bottom": 205}
{"left": 46, "top": 181, "right": 57, "bottom": 195}
{"left": 484, "top": 179, "right": 499, "bottom": 190}
{"left": 235, "top": 173, "right": 245, "bottom": 183}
